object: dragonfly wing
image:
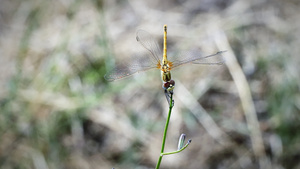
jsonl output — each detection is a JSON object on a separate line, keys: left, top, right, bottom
{"left": 170, "top": 50, "right": 226, "bottom": 68}
{"left": 136, "top": 30, "right": 163, "bottom": 62}
{"left": 105, "top": 30, "right": 163, "bottom": 82}
{"left": 104, "top": 53, "right": 161, "bottom": 81}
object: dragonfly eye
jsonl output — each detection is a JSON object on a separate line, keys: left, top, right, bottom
{"left": 169, "top": 80, "right": 175, "bottom": 86}
{"left": 163, "top": 83, "right": 168, "bottom": 89}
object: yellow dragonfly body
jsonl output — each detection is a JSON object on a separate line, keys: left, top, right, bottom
{"left": 105, "top": 25, "right": 225, "bottom": 91}
{"left": 161, "top": 25, "right": 171, "bottom": 82}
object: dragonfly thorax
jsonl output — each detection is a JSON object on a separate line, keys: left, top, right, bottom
{"left": 161, "top": 60, "right": 173, "bottom": 82}
{"left": 161, "top": 70, "right": 171, "bottom": 82}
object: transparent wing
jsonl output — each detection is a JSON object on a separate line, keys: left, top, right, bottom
{"left": 136, "top": 30, "right": 163, "bottom": 62}
{"left": 104, "top": 53, "right": 161, "bottom": 81}
{"left": 105, "top": 30, "right": 162, "bottom": 82}
{"left": 170, "top": 50, "right": 226, "bottom": 69}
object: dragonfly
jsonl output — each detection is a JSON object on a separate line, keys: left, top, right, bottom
{"left": 105, "top": 25, "right": 225, "bottom": 102}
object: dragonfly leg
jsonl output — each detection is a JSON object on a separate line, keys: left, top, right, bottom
{"left": 164, "top": 89, "right": 174, "bottom": 106}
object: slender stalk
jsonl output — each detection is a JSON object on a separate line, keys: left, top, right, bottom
{"left": 162, "top": 139, "right": 191, "bottom": 156}
{"left": 155, "top": 93, "right": 174, "bottom": 169}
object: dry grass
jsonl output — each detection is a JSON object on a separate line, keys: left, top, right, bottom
{"left": 0, "top": 0, "right": 300, "bottom": 168}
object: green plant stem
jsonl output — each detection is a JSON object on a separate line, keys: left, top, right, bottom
{"left": 155, "top": 93, "right": 174, "bottom": 169}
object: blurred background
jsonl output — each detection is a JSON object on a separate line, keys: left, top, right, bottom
{"left": 0, "top": 0, "right": 299, "bottom": 168}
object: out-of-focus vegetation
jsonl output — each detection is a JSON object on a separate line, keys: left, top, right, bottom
{"left": 0, "top": 0, "right": 299, "bottom": 168}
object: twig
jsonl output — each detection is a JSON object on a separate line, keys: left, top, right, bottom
{"left": 213, "top": 27, "right": 270, "bottom": 168}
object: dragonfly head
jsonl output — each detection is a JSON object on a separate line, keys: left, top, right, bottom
{"left": 162, "top": 80, "right": 175, "bottom": 91}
